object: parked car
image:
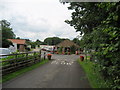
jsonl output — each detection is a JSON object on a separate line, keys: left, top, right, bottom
{"left": 0, "top": 48, "right": 11, "bottom": 59}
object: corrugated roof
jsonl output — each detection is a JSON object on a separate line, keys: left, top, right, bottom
{"left": 56, "top": 40, "right": 79, "bottom": 48}
{"left": 8, "top": 39, "right": 26, "bottom": 44}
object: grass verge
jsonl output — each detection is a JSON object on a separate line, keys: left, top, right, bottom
{"left": 1, "top": 59, "right": 49, "bottom": 83}
{"left": 78, "top": 59, "right": 110, "bottom": 88}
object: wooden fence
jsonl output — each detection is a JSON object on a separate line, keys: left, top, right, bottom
{"left": 0, "top": 51, "right": 46, "bottom": 76}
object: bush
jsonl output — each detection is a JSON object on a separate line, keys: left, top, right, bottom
{"left": 66, "top": 2, "right": 120, "bottom": 89}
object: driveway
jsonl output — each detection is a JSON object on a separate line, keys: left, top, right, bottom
{"left": 3, "top": 53, "right": 91, "bottom": 88}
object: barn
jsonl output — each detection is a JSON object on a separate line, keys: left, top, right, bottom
{"left": 8, "top": 39, "right": 26, "bottom": 52}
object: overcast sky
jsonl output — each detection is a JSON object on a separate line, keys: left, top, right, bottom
{"left": 0, "top": 0, "right": 80, "bottom": 41}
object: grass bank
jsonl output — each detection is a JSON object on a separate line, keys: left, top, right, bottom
{"left": 78, "top": 58, "right": 110, "bottom": 88}
{"left": 1, "top": 59, "right": 49, "bottom": 83}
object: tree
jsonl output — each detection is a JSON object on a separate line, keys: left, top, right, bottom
{"left": 72, "top": 38, "right": 80, "bottom": 45}
{"left": 1, "top": 20, "right": 16, "bottom": 48}
{"left": 16, "top": 37, "right": 20, "bottom": 39}
{"left": 35, "top": 39, "right": 43, "bottom": 47}
{"left": 44, "top": 37, "right": 63, "bottom": 45}
{"left": 65, "top": 2, "right": 108, "bottom": 35}
{"left": 35, "top": 39, "right": 42, "bottom": 45}
{"left": 65, "top": 2, "right": 120, "bottom": 89}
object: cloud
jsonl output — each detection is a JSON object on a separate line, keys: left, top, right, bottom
{"left": 0, "top": 0, "right": 80, "bottom": 41}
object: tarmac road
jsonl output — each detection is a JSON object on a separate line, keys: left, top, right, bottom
{"left": 3, "top": 53, "right": 91, "bottom": 88}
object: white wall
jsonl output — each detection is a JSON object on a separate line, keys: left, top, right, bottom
{"left": 13, "top": 43, "right": 17, "bottom": 51}
{"left": 40, "top": 45, "right": 55, "bottom": 50}
{"left": 28, "top": 45, "right": 31, "bottom": 49}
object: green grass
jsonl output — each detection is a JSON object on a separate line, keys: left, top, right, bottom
{"left": 78, "top": 59, "right": 110, "bottom": 88}
{"left": 1, "top": 59, "right": 49, "bottom": 83}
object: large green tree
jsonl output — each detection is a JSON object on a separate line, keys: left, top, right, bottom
{"left": 44, "top": 37, "right": 64, "bottom": 45}
{"left": 35, "top": 39, "right": 42, "bottom": 45}
{"left": 26, "top": 39, "right": 43, "bottom": 49}
{"left": 72, "top": 38, "right": 80, "bottom": 45}
{"left": 65, "top": 2, "right": 108, "bottom": 35}
{"left": 1, "top": 20, "right": 15, "bottom": 48}
{"left": 65, "top": 2, "right": 120, "bottom": 89}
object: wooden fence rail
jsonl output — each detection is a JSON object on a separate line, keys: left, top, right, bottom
{"left": 0, "top": 50, "right": 46, "bottom": 76}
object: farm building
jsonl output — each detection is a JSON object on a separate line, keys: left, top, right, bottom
{"left": 55, "top": 39, "right": 80, "bottom": 53}
{"left": 8, "top": 39, "right": 26, "bottom": 52}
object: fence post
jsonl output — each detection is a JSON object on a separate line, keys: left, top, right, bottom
{"left": 14, "top": 54, "right": 17, "bottom": 72}
{"left": 44, "top": 52, "right": 46, "bottom": 60}
{"left": 26, "top": 53, "right": 28, "bottom": 60}
{"left": 34, "top": 52, "right": 36, "bottom": 63}
{"left": 39, "top": 50, "right": 41, "bottom": 62}
{"left": 26, "top": 53, "right": 28, "bottom": 66}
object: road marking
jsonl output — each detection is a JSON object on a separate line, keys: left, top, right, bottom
{"left": 51, "top": 60, "right": 74, "bottom": 66}
{"left": 51, "top": 61, "right": 54, "bottom": 64}
{"left": 71, "top": 62, "right": 73, "bottom": 63}
{"left": 51, "top": 61, "right": 56, "bottom": 64}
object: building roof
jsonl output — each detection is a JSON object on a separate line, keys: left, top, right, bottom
{"left": 8, "top": 39, "right": 26, "bottom": 45}
{"left": 56, "top": 40, "right": 79, "bottom": 48}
